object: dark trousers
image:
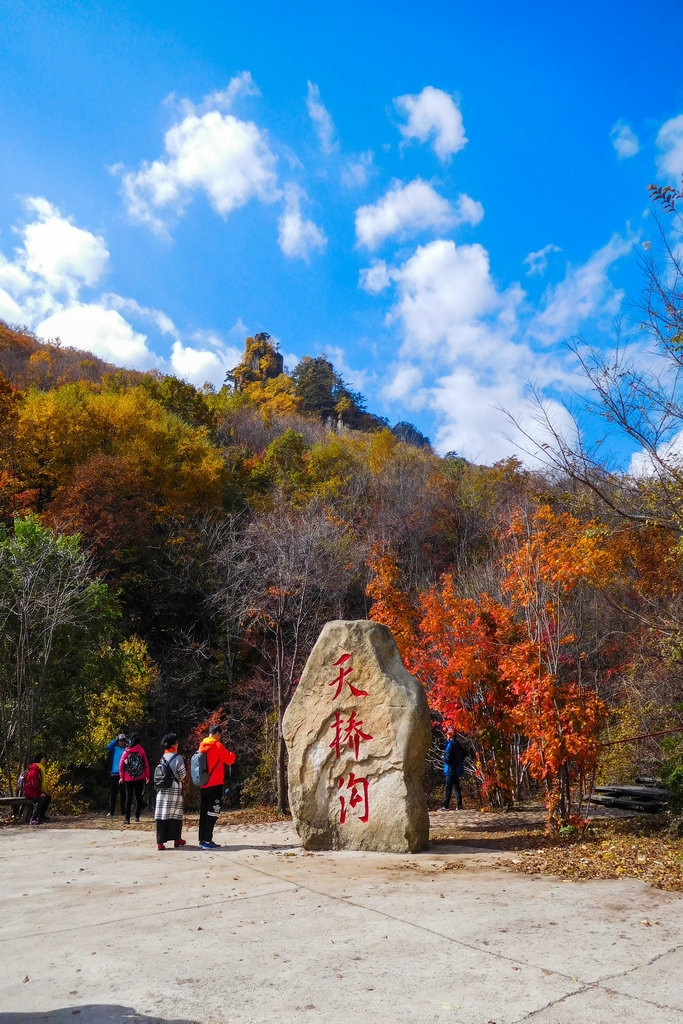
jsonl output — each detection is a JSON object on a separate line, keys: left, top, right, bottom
{"left": 109, "top": 775, "right": 125, "bottom": 816}
{"left": 123, "top": 779, "right": 145, "bottom": 822}
{"left": 156, "top": 818, "right": 182, "bottom": 844}
{"left": 31, "top": 793, "right": 51, "bottom": 822}
{"left": 199, "top": 785, "right": 222, "bottom": 842}
{"left": 444, "top": 774, "right": 462, "bottom": 809}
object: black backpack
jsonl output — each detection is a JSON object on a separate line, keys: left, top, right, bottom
{"left": 154, "top": 754, "right": 179, "bottom": 790}
{"left": 124, "top": 751, "right": 145, "bottom": 779}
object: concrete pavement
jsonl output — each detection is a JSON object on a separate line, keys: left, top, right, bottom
{"left": 0, "top": 819, "right": 681, "bottom": 1024}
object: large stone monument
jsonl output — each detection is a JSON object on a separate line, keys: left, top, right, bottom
{"left": 283, "top": 619, "right": 431, "bottom": 852}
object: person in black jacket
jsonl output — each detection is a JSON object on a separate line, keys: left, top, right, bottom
{"left": 439, "top": 730, "right": 466, "bottom": 810}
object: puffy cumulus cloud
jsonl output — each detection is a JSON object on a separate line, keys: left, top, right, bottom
{"left": 528, "top": 233, "right": 632, "bottom": 346}
{"left": 355, "top": 180, "right": 482, "bottom": 250}
{"left": 306, "top": 82, "right": 337, "bottom": 155}
{"left": 655, "top": 113, "right": 683, "bottom": 184}
{"left": 0, "top": 196, "right": 247, "bottom": 383}
{"left": 394, "top": 86, "right": 467, "bottom": 162}
{"left": 277, "top": 185, "right": 326, "bottom": 260}
{"left": 0, "top": 197, "right": 110, "bottom": 325}
{"left": 169, "top": 334, "right": 241, "bottom": 386}
{"left": 367, "top": 232, "right": 626, "bottom": 463}
{"left": 430, "top": 370, "right": 576, "bottom": 464}
{"left": 35, "top": 305, "right": 154, "bottom": 367}
{"left": 610, "top": 120, "right": 640, "bottom": 159}
{"left": 114, "top": 76, "right": 279, "bottom": 235}
{"left": 524, "top": 243, "right": 562, "bottom": 276}
{"left": 21, "top": 197, "right": 109, "bottom": 296}
{"left": 388, "top": 239, "right": 511, "bottom": 362}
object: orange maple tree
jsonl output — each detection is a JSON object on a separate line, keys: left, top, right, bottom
{"left": 368, "top": 506, "right": 617, "bottom": 823}
{"left": 500, "top": 506, "right": 614, "bottom": 822}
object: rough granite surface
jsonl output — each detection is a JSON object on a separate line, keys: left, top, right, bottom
{"left": 283, "top": 619, "right": 431, "bottom": 852}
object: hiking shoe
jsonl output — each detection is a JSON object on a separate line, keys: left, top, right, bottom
{"left": 157, "top": 844, "right": 165, "bottom": 851}
{"left": 203, "top": 841, "right": 220, "bottom": 849}
{"left": 174, "top": 839, "right": 187, "bottom": 848}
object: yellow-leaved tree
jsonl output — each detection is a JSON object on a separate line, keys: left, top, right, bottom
{"left": 75, "top": 637, "right": 158, "bottom": 767}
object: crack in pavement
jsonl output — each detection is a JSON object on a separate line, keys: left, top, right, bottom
{"left": 0, "top": 885, "right": 294, "bottom": 943}
{"left": 510, "top": 940, "right": 683, "bottom": 1021}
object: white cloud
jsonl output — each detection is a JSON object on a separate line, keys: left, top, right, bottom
{"left": 21, "top": 197, "right": 109, "bottom": 296}
{"left": 610, "top": 120, "right": 640, "bottom": 159}
{"left": 169, "top": 332, "right": 248, "bottom": 386}
{"left": 365, "top": 230, "right": 631, "bottom": 462}
{"left": 341, "top": 151, "right": 374, "bottom": 189}
{"left": 277, "top": 185, "right": 326, "bottom": 260}
{"left": 655, "top": 113, "right": 683, "bottom": 184}
{"left": 0, "top": 196, "right": 247, "bottom": 384}
{"left": 394, "top": 86, "right": 467, "bottom": 162}
{"left": 102, "top": 294, "right": 180, "bottom": 339}
{"left": 381, "top": 363, "right": 425, "bottom": 404}
{"left": 306, "top": 82, "right": 337, "bottom": 155}
{"left": 35, "top": 304, "right": 154, "bottom": 366}
{"left": 355, "top": 179, "right": 482, "bottom": 250}
{"left": 360, "top": 260, "right": 391, "bottom": 293}
{"left": 0, "top": 287, "right": 23, "bottom": 324}
{"left": 453, "top": 193, "right": 484, "bottom": 228}
{"left": 524, "top": 243, "right": 562, "bottom": 276}
{"left": 388, "top": 239, "right": 509, "bottom": 362}
{"left": 528, "top": 233, "right": 632, "bottom": 345}
{"left": 177, "top": 71, "right": 260, "bottom": 117}
{"left": 430, "top": 370, "right": 576, "bottom": 463}
{"left": 114, "top": 76, "right": 279, "bottom": 235}
{"left": 629, "top": 429, "right": 683, "bottom": 477}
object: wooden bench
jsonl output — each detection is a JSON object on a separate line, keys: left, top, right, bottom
{"left": 0, "top": 795, "right": 36, "bottom": 823}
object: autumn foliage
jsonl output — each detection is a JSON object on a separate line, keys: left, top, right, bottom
{"left": 1, "top": 324, "right": 681, "bottom": 817}
{"left": 368, "top": 506, "right": 623, "bottom": 823}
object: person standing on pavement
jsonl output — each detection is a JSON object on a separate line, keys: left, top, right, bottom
{"left": 198, "top": 724, "right": 235, "bottom": 849}
{"left": 119, "top": 734, "right": 149, "bottom": 824}
{"left": 154, "top": 733, "right": 187, "bottom": 851}
{"left": 25, "top": 755, "right": 51, "bottom": 824}
{"left": 440, "top": 729, "right": 466, "bottom": 810}
{"left": 106, "top": 733, "right": 127, "bottom": 817}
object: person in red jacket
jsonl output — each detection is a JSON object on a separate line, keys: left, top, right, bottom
{"left": 25, "top": 754, "right": 51, "bottom": 824}
{"left": 198, "top": 724, "right": 235, "bottom": 849}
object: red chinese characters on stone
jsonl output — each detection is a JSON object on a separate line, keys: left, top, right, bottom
{"left": 328, "top": 653, "right": 368, "bottom": 701}
{"left": 329, "top": 710, "right": 373, "bottom": 760}
{"left": 338, "top": 772, "right": 370, "bottom": 824}
{"left": 328, "top": 653, "right": 372, "bottom": 825}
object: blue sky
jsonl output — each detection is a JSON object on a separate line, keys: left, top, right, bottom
{"left": 1, "top": 0, "right": 682, "bottom": 463}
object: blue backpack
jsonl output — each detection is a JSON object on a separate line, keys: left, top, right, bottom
{"left": 190, "top": 750, "right": 209, "bottom": 787}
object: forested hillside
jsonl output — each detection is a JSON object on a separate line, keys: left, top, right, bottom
{"left": 1, "top": 299, "right": 682, "bottom": 822}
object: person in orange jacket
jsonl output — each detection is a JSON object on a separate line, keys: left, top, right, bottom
{"left": 198, "top": 724, "right": 235, "bottom": 849}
